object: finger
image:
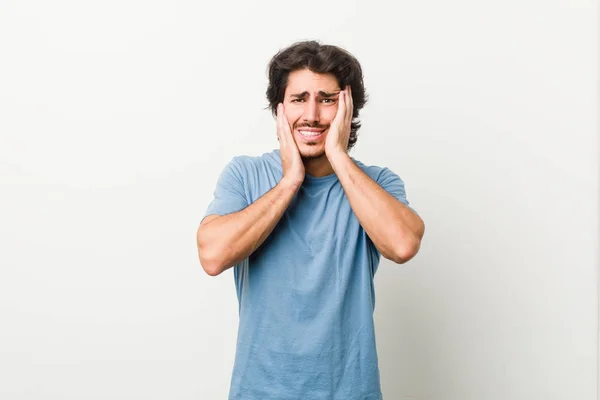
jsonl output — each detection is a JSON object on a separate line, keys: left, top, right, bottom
{"left": 276, "top": 104, "right": 284, "bottom": 142}
{"left": 346, "top": 86, "right": 353, "bottom": 125}
{"left": 280, "top": 108, "right": 300, "bottom": 147}
{"left": 276, "top": 104, "right": 281, "bottom": 141}
{"left": 347, "top": 86, "right": 353, "bottom": 112}
{"left": 281, "top": 111, "right": 296, "bottom": 145}
{"left": 281, "top": 108, "right": 291, "bottom": 134}
{"left": 279, "top": 104, "right": 295, "bottom": 148}
{"left": 334, "top": 90, "right": 346, "bottom": 125}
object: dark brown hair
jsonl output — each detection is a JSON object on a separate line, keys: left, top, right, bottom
{"left": 266, "top": 40, "right": 368, "bottom": 150}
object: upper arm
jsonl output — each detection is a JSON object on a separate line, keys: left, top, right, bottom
{"left": 199, "top": 214, "right": 221, "bottom": 229}
{"left": 376, "top": 167, "right": 409, "bottom": 206}
{"left": 203, "top": 157, "right": 249, "bottom": 219}
{"left": 197, "top": 158, "right": 248, "bottom": 253}
{"left": 373, "top": 166, "right": 425, "bottom": 249}
{"left": 196, "top": 214, "right": 221, "bottom": 255}
{"left": 376, "top": 167, "right": 421, "bottom": 218}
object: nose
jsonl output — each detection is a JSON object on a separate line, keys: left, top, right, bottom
{"left": 302, "top": 99, "right": 319, "bottom": 125}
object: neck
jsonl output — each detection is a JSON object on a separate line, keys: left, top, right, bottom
{"left": 303, "top": 154, "right": 335, "bottom": 177}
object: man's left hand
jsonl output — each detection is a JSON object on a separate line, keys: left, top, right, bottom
{"left": 325, "top": 85, "right": 353, "bottom": 159}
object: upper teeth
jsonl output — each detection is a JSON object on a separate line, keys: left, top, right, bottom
{"left": 300, "top": 130, "right": 321, "bottom": 137}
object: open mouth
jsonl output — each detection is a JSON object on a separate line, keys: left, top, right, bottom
{"left": 296, "top": 128, "right": 326, "bottom": 142}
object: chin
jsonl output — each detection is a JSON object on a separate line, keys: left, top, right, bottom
{"left": 299, "top": 145, "right": 326, "bottom": 161}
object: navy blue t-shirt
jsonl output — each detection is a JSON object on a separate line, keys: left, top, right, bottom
{"left": 204, "top": 149, "right": 413, "bottom": 400}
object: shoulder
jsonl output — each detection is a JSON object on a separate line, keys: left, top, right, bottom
{"left": 352, "top": 158, "right": 403, "bottom": 184}
{"left": 222, "top": 149, "right": 282, "bottom": 180}
{"left": 352, "top": 157, "right": 412, "bottom": 207}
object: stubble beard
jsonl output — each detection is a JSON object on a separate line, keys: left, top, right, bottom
{"left": 293, "top": 122, "right": 328, "bottom": 161}
{"left": 299, "top": 144, "right": 326, "bottom": 161}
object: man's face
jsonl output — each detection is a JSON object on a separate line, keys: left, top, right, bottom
{"left": 283, "top": 69, "right": 341, "bottom": 160}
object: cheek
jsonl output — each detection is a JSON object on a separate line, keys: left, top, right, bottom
{"left": 284, "top": 110, "right": 302, "bottom": 128}
{"left": 322, "top": 106, "right": 338, "bottom": 123}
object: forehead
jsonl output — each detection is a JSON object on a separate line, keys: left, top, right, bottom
{"left": 285, "top": 69, "right": 339, "bottom": 95}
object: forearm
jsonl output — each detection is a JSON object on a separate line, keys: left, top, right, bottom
{"left": 329, "top": 152, "right": 424, "bottom": 263}
{"left": 197, "top": 178, "right": 300, "bottom": 275}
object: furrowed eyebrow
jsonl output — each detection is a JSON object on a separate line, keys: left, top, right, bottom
{"left": 289, "top": 91, "right": 340, "bottom": 98}
{"left": 318, "top": 91, "right": 339, "bottom": 98}
{"left": 290, "top": 91, "right": 309, "bottom": 98}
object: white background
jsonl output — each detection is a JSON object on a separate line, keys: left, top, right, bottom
{"left": 0, "top": 0, "right": 598, "bottom": 399}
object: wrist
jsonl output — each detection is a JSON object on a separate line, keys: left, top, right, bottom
{"left": 326, "top": 148, "right": 350, "bottom": 166}
{"left": 279, "top": 175, "right": 303, "bottom": 192}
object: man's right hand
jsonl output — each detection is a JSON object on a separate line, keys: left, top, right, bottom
{"left": 277, "top": 103, "right": 305, "bottom": 188}
{"left": 198, "top": 104, "right": 304, "bottom": 276}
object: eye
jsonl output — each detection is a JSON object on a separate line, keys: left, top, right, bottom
{"left": 291, "top": 98, "right": 305, "bottom": 103}
{"left": 321, "top": 98, "right": 335, "bottom": 103}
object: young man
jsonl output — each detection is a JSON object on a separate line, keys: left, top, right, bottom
{"left": 197, "top": 40, "right": 425, "bottom": 400}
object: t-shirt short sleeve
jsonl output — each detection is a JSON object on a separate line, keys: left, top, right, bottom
{"left": 203, "top": 157, "right": 249, "bottom": 220}
{"left": 376, "top": 167, "right": 419, "bottom": 215}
